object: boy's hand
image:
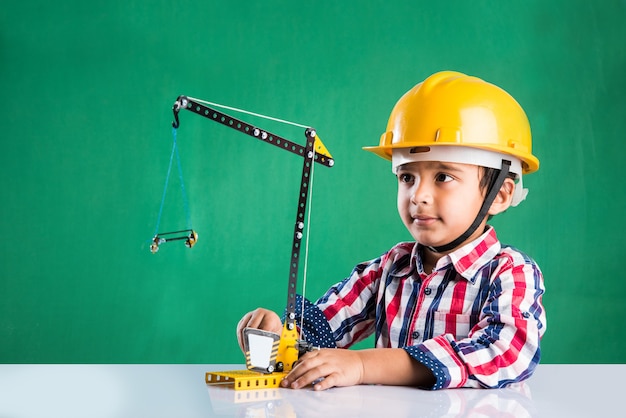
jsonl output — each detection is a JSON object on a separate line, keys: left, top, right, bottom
{"left": 281, "top": 348, "right": 365, "bottom": 391}
{"left": 236, "top": 308, "right": 282, "bottom": 352}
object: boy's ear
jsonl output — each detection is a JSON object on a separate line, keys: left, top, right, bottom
{"left": 488, "top": 178, "right": 515, "bottom": 216}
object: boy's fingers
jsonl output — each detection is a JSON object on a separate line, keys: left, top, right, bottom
{"left": 284, "top": 352, "right": 327, "bottom": 389}
{"left": 235, "top": 313, "right": 250, "bottom": 350}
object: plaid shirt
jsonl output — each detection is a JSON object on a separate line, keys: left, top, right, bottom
{"left": 295, "top": 226, "right": 546, "bottom": 389}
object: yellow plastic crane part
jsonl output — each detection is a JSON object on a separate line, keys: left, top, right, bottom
{"left": 206, "top": 369, "right": 288, "bottom": 390}
{"left": 313, "top": 134, "right": 332, "bottom": 160}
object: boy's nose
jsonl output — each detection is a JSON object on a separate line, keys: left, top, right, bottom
{"left": 411, "top": 182, "right": 433, "bottom": 205}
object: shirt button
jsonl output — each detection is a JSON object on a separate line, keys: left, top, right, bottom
{"left": 411, "top": 331, "right": 420, "bottom": 340}
{"left": 424, "top": 287, "right": 432, "bottom": 296}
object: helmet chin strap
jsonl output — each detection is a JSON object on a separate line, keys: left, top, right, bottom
{"left": 427, "top": 159, "right": 511, "bottom": 253}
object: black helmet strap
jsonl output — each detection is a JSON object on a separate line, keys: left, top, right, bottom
{"left": 427, "top": 159, "right": 511, "bottom": 253}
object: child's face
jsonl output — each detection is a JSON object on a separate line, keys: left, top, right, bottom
{"left": 396, "top": 160, "right": 487, "bottom": 251}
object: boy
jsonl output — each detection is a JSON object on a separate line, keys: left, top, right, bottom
{"left": 237, "top": 71, "right": 546, "bottom": 390}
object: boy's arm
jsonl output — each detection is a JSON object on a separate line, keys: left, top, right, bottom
{"left": 282, "top": 347, "right": 435, "bottom": 390}
{"left": 291, "top": 251, "right": 545, "bottom": 390}
{"left": 404, "top": 259, "right": 546, "bottom": 389}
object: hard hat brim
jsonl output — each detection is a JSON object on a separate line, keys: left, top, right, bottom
{"left": 363, "top": 142, "right": 539, "bottom": 175}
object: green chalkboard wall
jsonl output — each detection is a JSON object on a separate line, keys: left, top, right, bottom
{"left": 1, "top": 1, "right": 625, "bottom": 364}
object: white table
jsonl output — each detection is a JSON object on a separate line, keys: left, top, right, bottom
{"left": 0, "top": 364, "right": 621, "bottom": 417}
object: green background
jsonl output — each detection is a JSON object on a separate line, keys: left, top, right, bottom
{"left": 1, "top": 1, "right": 625, "bottom": 364}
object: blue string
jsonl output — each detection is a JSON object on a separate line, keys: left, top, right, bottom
{"left": 153, "top": 128, "right": 192, "bottom": 237}
{"left": 174, "top": 129, "right": 192, "bottom": 229}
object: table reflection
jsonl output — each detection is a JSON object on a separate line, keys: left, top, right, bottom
{"left": 207, "top": 381, "right": 534, "bottom": 418}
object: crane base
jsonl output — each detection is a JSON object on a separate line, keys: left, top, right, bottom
{"left": 206, "top": 369, "right": 288, "bottom": 391}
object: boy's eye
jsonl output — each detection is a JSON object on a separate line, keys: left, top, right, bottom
{"left": 398, "top": 173, "right": 414, "bottom": 183}
{"left": 435, "top": 173, "right": 454, "bottom": 183}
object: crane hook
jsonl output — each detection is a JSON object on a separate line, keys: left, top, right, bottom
{"left": 172, "top": 96, "right": 189, "bottom": 129}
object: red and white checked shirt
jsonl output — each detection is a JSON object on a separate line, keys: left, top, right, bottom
{"left": 295, "top": 226, "right": 546, "bottom": 389}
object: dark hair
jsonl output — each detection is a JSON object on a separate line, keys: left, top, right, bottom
{"left": 480, "top": 167, "right": 517, "bottom": 220}
{"left": 479, "top": 167, "right": 517, "bottom": 195}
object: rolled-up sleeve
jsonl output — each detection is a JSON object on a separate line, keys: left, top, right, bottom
{"left": 404, "top": 258, "right": 546, "bottom": 389}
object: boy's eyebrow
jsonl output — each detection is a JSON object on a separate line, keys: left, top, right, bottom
{"left": 396, "top": 161, "right": 472, "bottom": 173}
{"left": 435, "top": 162, "right": 465, "bottom": 172}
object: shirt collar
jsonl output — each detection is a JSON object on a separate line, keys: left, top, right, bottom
{"left": 413, "top": 226, "right": 501, "bottom": 283}
{"left": 446, "top": 226, "right": 501, "bottom": 282}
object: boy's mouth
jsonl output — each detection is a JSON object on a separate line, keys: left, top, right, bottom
{"left": 412, "top": 214, "right": 438, "bottom": 226}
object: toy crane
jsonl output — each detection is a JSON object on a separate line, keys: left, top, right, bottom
{"left": 154, "top": 95, "right": 334, "bottom": 390}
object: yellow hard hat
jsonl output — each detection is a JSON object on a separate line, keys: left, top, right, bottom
{"left": 363, "top": 71, "right": 539, "bottom": 175}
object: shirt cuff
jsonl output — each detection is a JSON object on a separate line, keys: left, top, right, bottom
{"left": 403, "top": 343, "right": 452, "bottom": 390}
{"left": 287, "top": 295, "right": 337, "bottom": 349}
